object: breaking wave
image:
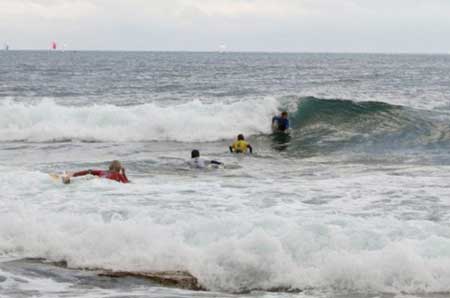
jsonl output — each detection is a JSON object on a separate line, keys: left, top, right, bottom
{"left": 0, "top": 98, "right": 278, "bottom": 142}
{"left": 2, "top": 96, "right": 450, "bottom": 156}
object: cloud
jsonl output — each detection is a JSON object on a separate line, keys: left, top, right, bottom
{"left": 0, "top": 0, "right": 97, "bottom": 20}
{"left": 0, "top": 0, "right": 449, "bottom": 52}
{"left": 176, "top": 0, "right": 306, "bottom": 18}
{"left": 2, "top": 0, "right": 450, "bottom": 22}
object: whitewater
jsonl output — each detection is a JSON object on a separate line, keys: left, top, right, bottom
{"left": 1, "top": 51, "right": 450, "bottom": 298}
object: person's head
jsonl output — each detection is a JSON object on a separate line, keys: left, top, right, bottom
{"left": 109, "top": 160, "right": 123, "bottom": 172}
{"left": 191, "top": 149, "right": 200, "bottom": 158}
{"left": 62, "top": 176, "right": 71, "bottom": 184}
{"left": 281, "top": 111, "right": 288, "bottom": 119}
{"left": 237, "top": 134, "right": 245, "bottom": 141}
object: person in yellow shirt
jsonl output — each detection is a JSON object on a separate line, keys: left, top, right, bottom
{"left": 229, "top": 134, "right": 253, "bottom": 154}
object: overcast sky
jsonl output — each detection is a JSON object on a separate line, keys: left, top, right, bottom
{"left": 1, "top": 0, "right": 450, "bottom": 53}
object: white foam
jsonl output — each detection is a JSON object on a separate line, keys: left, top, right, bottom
{"left": 0, "top": 98, "right": 279, "bottom": 142}
{"left": 1, "top": 208, "right": 450, "bottom": 294}
{"left": 2, "top": 154, "right": 450, "bottom": 296}
{"left": 1, "top": 166, "right": 450, "bottom": 295}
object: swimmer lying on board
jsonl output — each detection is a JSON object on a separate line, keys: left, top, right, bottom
{"left": 229, "top": 134, "right": 253, "bottom": 154}
{"left": 61, "top": 160, "right": 129, "bottom": 184}
{"left": 187, "top": 150, "right": 223, "bottom": 169}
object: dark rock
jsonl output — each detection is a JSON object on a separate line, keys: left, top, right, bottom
{"left": 98, "top": 270, "right": 207, "bottom": 291}
{"left": 23, "top": 258, "right": 302, "bottom": 294}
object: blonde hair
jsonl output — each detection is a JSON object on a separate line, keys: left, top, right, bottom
{"left": 109, "top": 160, "right": 122, "bottom": 172}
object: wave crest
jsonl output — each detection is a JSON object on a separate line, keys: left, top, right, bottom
{"left": 0, "top": 99, "right": 279, "bottom": 142}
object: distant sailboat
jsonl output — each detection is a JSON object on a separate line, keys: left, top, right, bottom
{"left": 52, "top": 41, "right": 57, "bottom": 50}
{"left": 4, "top": 43, "right": 9, "bottom": 51}
{"left": 218, "top": 44, "right": 227, "bottom": 53}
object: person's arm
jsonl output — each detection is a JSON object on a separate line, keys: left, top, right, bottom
{"left": 120, "top": 168, "right": 130, "bottom": 183}
{"left": 210, "top": 160, "right": 223, "bottom": 165}
{"left": 272, "top": 116, "right": 277, "bottom": 124}
{"left": 229, "top": 146, "right": 234, "bottom": 153}
{"left": 71, "top": 169, "right": 102, "bottom": 177}
{"left": 247, "top": 144, "right": 253, "bottom": 154}
{"left": 285, "top": 119, "right": 290, "bottom": 129}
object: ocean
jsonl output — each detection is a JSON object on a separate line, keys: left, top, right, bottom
{"left": 1, "top": 51, "right": 450, "bottom": 298}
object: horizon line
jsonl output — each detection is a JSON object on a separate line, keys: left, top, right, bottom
{"left": 2, "top": 48, "right": 450, "bottom": 55}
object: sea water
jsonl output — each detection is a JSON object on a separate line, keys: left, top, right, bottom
{"left": 1, "top": 51, "right": 450, "bottom": 298}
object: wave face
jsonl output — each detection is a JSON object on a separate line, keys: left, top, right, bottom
{"left": 0, "top": 99, "right": 278, "bottom": 142}
{"left": 281, "top": 97, "right": 450, "bottom": 155}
